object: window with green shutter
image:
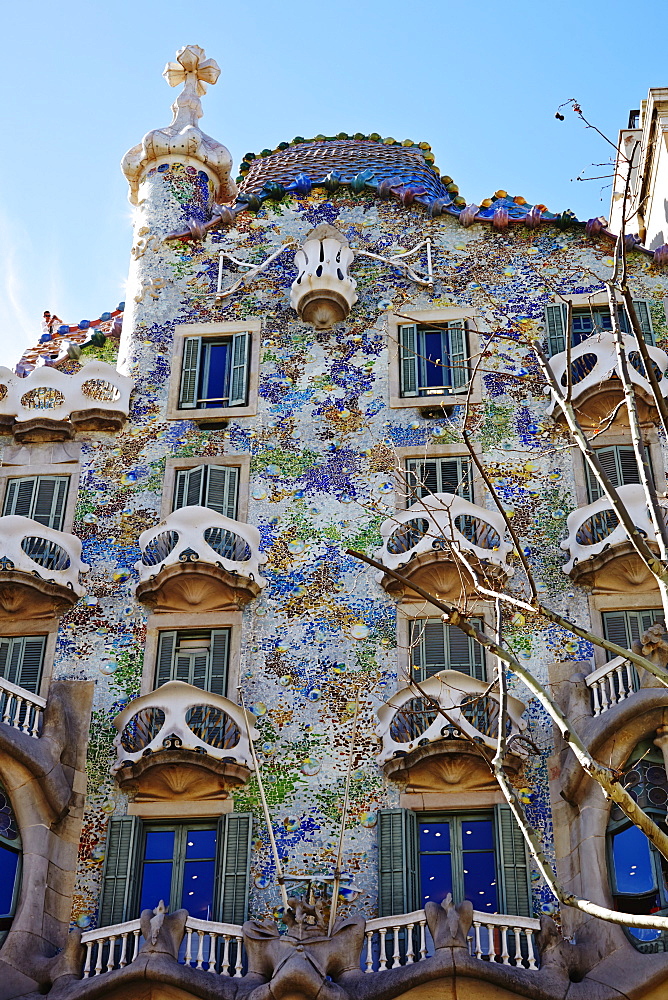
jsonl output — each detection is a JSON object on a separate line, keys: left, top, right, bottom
{"left": 0, "top": 635, "right": 46, "bottom": 694}
{"left": 602, "top": 609, "right": 665, "bottom": 661}
{"left": 154, "top": 629, "right": 230, "bottom": 696}
{"left": 173, "top": 466, "right": 239, "bottom": 519}
{"left": 378, "top": 808, "right": 530, "bottom": 918}
{"left": 3, "top": 476, "right": 69, "bottom": 530}
{"left": 399, "top": 323, "right": 470, "bottom": 398}
{"left": 584, "top": 444, "right": 653, "bottom": 502}
{"left": 545, "top": 300, "right": 654, "bottom": 357}
{"left": 404, "top": 456, "right": 473, "bottom": 503}
{"left": 98, "top": 814, "right": 251, "bottom": 926}
{"left": 178, "top": 333, "right": 250, "bottom": 409}
{"left": 409, "top": 618, "right": 485, "bottom": 682}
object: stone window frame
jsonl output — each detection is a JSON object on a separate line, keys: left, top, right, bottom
{"left": 0, "top": 454, "right": 81, "bottom": 534}
{"left": 588, "top": 592, "right": 664, "bottom": 670}
{"left": 141, "top": 611, "right": 242, "bottom": 698}
{"left": 0, "top": 621, "right": 59, "bottom": 701}
{"left": 387, "top": 308, "right": 483, "bottom": 410}
{"left": 161, "top": 454, "right": 252, "bottom": 521}
{"left": 166, "top": 320, "right": 262, "bottom": 421}
{"left": 392, "top": 445, "right": 484, "bottom": 510}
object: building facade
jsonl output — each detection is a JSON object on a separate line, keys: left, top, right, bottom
{"left": 0, "top": 44, "right": 667, "bottom": 999}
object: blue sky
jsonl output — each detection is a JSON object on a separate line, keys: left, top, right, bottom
{"left": 2, "top": 0, "right": 667, "bottom": 367}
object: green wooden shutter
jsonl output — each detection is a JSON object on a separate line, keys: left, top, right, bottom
{"left": 205, "top": 467, "right": 239, "bottom": 519}
{"left": 209, "top": 630, "right": 230, "bottom": 697}
{"left": 495, "top": 804, "right": 531, "bottom": 917}
{"left": 31, "top": 477, "right": 69, "bottom": 530}
{"left": 3, "top": 478, "right": 37, "bottom": 519}
{"left": 633, "top": 299, "right": 655, "bottom": 345}
{"left": 228, "top": 332, "right": 250, "bottom": 407}
{"left": 216, "top": 813, "right": 252, "bottom": 924}
{"left": 4, "top": 636, "right": 46, "bottom": 694}
{"left": 378, "top": 808, "right": 418, "bottom": 916}
{"left": 399, "top": 325, "right": 419, "bottom": 397}
{"left": 545, "top": 304, "right": 568, "bottom": 356}
{"left": 586, "top": 446, "right": 622, "bottom": 501}
{"left": 179, "top": 337, "right": 202, "bottom": 409}
{"left": 448, "top": 322, "right": 469, "bottom": 390}
{"left": 448, "top": 620, "right": 485, "bottom": 680}
{"left": 412, "top": 620, "right": 445, "bottom": 680}
{"left": 155, "top": 631, "right": 177, "bottom": 688}
{"left": 99, "top": 816, "right": 141, "bottom": 926}
{"left": 405, "top": 457, "right": 472, "bottom": 502}
{"left": 0, "top": 639, "right": 9, "bottom": 684}
{"left": 191, "top": 651, "right": 209, "bottom": 690}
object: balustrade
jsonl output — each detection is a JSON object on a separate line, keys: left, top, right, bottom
{"left": 585, "top": 656, "right": 640, "bottom": 715}
{"left": 0, "top": 676, "right": 45, "bottom": 737}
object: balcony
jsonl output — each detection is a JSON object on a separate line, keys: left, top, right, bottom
{"left": 561, "top": 483, "right": 668, "bottom": 591}
{"left": 0, "top": 361, "right": 132, "bottom": 442}
{"left": 546, "top": 332, "right": 668, "bottom": 427}
{"left": 111, "top": 680, "right": 259, "bottom": 802}
{"left": 0, "top": 515, "right": 88, "bottom": 620}
{"left": 377, "top": 670, "right": 527, "bottom": 791}
{"left": 134, "top": 506, "right": 267, "bottom": 613}
{"left": 585, "top": 656, "right": 640, "bottom": 716}
{"left": 374, "top": 493, "right": 514, "bottom": 602}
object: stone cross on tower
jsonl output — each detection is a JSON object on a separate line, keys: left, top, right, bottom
{"left": 121, "top": 44, "right": 237, "bottom": 206}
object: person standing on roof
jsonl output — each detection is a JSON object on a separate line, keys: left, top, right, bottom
{"left": 41, "top": 311, "right": 63, "bottom": 338}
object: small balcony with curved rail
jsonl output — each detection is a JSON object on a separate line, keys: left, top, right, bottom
{"left": 546, "top": 332, "right": 668, "bottom": 428}
{"left": 376, "top": 671, "right": 528, "bottom": 791}
{"left": 0, "top": 515, "right": 88, "bottom": 620}
{"left": 560, "top": 483, "right": 668, "bottom": 592}
{"left": 374, "top": 493, "right": 514, "bottom": 603}
{"left": 111, "top": 680, "right": 259, "bottom": 802}
{"left": 134, "top": 506, "right": 267, "bottom": 613}
{"left": 0, "top": 361, "right": 132, "bottom": 442}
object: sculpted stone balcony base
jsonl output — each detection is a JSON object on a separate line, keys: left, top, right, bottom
{"left": 375, "top": 493, "right": 514, "bottom": 603}
{"left": 135, "top": 506, "right": 267, "bottom": 613}
{"left": 561, "top": 483, "right": 668, "bottom": 592}
{"left": 112, "top": 681, "right": 258, "bottom": 802}
{"left": 0, "top": 515, "right": 88, "bottom": 620}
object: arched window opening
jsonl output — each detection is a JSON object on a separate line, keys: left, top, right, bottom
{"left": 608, "top": 740, "right": 668, "bottom": 952}
{"left": 0, "top": 783, "right": 21, "bottom": 942}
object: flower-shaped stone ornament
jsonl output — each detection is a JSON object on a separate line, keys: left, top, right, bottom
{"left": 163, "top": 45, "right": 220, "bottom": 96}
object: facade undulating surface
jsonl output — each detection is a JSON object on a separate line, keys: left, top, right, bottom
{"left": 5, "top": 45, "right": 668, "bottom": 1000}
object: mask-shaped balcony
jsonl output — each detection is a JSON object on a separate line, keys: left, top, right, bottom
{"left": 377, "top": 670, "right": 527, "bottom": 791}
{"left": 134, "top": 506, "right": 267, "bottom": 613}
{"left": 0, "top": 515, "right": 88, "bottom": 620}
{"left": 561, "top": 483, "right": 668, "bottom": 591}
{"left": 0, "top": 361, "right": 132, "bottom": 442}
{"left": 374, "top": 493, "right": 514, "bottom": 603}
{"left": 546, "top": 332, "right": 668, "bottom": 428}
{"left": 111, "top": 680, "right": 259, "bottom": 802}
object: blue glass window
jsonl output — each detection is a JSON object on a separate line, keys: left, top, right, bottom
{"left": 419, "top": 813, "right": 498, "bottom": 913}
{"left": 0, "top": 785, "right": 20, "bottom": 934}
{"left": 139, "top": 824, "right": 217, "bottom": 920}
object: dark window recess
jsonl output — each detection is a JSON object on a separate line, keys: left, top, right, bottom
{"left": 544, "top": 300, "right": 654, "bottom": 356}
{"left": 3, "top": 476, "right": 69, "bottom": 531}
{"left": 399, "top": 323, "right": 469, "bottom": 398}
{"left": 98, "top": 814, "right": 252, "bottom": 925}
{"left": 173, "top": 465, "right": 239, "bottom": 518}
{"left": 155, "top": 629, "right": 230, "bottom": 696}
{"left": 404, "top": 457, "right": 473, "bottom": 503}
{"left": 179, "top": 333, "right": 250, "bottom": 409}
{"left": 628, "top": 110, "right": 640, "bottom": 129}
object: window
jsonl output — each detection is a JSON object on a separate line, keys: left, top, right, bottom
{"left": 0, "top": 784, "right": 20, "bottom": 939}
{"left": 378, "top": 806, "right": 530, "bottom": 917}
{"left": 155, "top": 629, "right": 230, "bottom": 696}
{"left": 607, "top": 741, "right": 668, "bottom": 952}
{"left": 99, "top": 814, "right": 251, "bottom": 926}
{"left": 0, "top": 635, "right": 46, "bottom": 694}
{"left": 409, "top": 619, "right": 485, "bottom": 682}
{"left": 2, "top": 476, "right": 69, "bottom": 531}
{"left": 173, "top": 465, "right": 239, "bottom": 518}
{"left": 399, "top": 323, "right": 469, "bottom": 397}
{"left": 584, "top": 445, "right": 653, "bottom": 503}
{"left": 545, "top": 300, "right": 654, "bottom": 356}
{"left": 602, "top": 609, "right": 664, "bottom": 661}
{"left": 404, "top": 456, "right": 473, "bottom": 503}
{"left": 179, "top": 332, "right": 250, "bottom": 409}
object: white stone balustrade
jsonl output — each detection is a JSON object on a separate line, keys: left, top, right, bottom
{"left": 376, "top": 671, "right": 527, "bottom": 764}
{"left": 0, "top": 515, "right": 88, "bottom": 596}
{"left": 375, "top": 493, "right": 514, "bottom": 581}
{"left": 81, "top": 907, "right": 540, "bottom": 978}
{"left": 546, "top": 331, "right": 668, "bottom": 416}
{"left": 561, "top": 483, "right": 668, "bottom": 576}
{"left": 364, "top": 907, "right": 539, "bottom": 971}
{"left": 111, "top": 680, "right": 259, "bottom": 773}
{"left": 0, "top": 361, "right": 132, "bottom": 427}
{"left": 586, "top": 656, "right": 640, "bottom": 716}
{"left": 81, "top": 916, "right": 244, "bottom": 977}
{"left": 135, "top": 505, "right": 267, "bottom": 600}
{"left": 0, "top": 676, "right": 46, "bottom": 738}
